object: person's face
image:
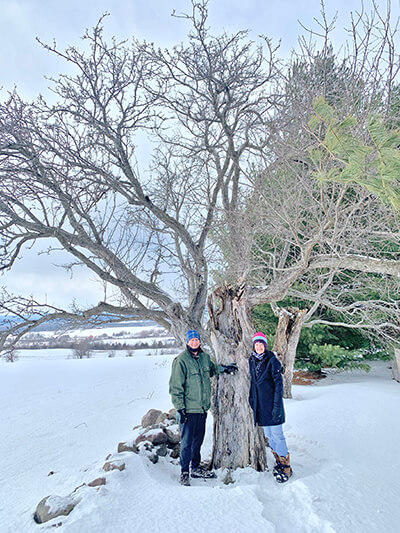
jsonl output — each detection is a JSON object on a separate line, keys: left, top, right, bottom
{"left": 254, "top": 341, "right": 265, "bottom": 354}
{"left": 188, "top": 337, "right": 200, "bottom": 349}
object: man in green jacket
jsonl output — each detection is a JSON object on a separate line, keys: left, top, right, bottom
{"left": 169, "top": 329, "right": 238, "bottom": 486}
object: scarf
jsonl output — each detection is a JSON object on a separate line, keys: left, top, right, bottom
{"left": 252, "top": 350, "right": 265, "bottom": 379}
{"left": 187, "top": 345, "right": 202, "bottom": 359}
{"left": 252, "top": 350, "right": 265, "bottom": 361}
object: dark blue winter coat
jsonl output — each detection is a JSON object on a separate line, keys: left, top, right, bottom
{"left": 248, "top": 350, "right": 285, "bottom": 426}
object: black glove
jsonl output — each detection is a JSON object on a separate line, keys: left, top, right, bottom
{"left": 221, "top": 363, "right": 238, "bottom": 375}
{"left": 177, "top": 409, "right": 187, "bottom": 424}
{"left": 272, "top": 405, "right": 281, "bottom": 421}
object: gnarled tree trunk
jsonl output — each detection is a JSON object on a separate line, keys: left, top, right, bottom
{"left": 392, "top": 348, "right": 400, "bottom": 383}
{"left": 208, "top": 283, "right": 266, "bottom": 471}
{"left": 273, "top": 307, "right": 307, "bottom": 398}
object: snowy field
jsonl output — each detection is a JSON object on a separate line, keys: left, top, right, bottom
{"left": 1, "top": 341, "right": 399, "bottom": 533}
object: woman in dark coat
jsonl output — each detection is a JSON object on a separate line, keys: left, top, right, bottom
{"left": 249, "top": 331, "right": 292, "bottom": 483}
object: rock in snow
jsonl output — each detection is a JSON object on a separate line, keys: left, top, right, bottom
{"left": 88, "top": 477, "right": 106, "bottom": 487}
{"left": 103, "top": 460, "right": 126, "bottom": 472}
{"left": 141, "top": 408, "right": 166, "bottom": 427}
{"left": 34, "top": 494, "right": 79, "bottom": 524}
{"left": 117, "top": 441, "right": 139, "bottom": 453}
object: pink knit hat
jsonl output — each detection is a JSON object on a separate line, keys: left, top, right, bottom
{"left": 252, "top": 331, "right": 268, "bottom": 346}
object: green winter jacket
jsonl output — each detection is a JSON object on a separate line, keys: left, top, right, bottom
{"left": 169, "top": 348, "right": 222, "bottom": 413}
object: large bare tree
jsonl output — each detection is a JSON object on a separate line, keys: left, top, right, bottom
{"left": 220, "top": 4, "right": 400, "bottom": 397}
{"left": 1, "top": 1, "right": 399, "bottom": 470}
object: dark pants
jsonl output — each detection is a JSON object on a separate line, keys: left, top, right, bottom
{"left": 179, "top": 412, "right": 207, "bottom": 473}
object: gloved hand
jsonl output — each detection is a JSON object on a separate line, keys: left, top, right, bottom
{"left": 178, "top": 408, "right": 187, "bottom": 424}
{"left": 221, "top": 363, "right": 238, "bottom": 375}
{"left": 272, "top": 405, "right": 281, "bottom": 421}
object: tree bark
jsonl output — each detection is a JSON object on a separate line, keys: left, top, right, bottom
{"left": 208, "top": 283, "right": 266, "bottom": 471}
{"left": 392, "top": 349, "right": 400, "bottom": 383}
{"left": 273, "top": 307, "right": 307, "bottom": 399}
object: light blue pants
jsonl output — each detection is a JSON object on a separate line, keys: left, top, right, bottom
{"left": 263, "top": 424, "right": 288, "bottom": 457}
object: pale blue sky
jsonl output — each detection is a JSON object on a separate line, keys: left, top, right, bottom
{"left": 2, "top": 0, "right": 398, "bottom": 99}
{"left": 0, "top": 0, "right": 399, "bottom": 308}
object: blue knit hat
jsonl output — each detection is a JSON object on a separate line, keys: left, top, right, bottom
{"left": 186, "top": 330, "right": 201, "bottom": 343}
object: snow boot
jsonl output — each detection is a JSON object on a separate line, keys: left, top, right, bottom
{"left": 191, "top": 466, "right": 216, "bottom": 479}
{"left": 271, "top": 451, "right": 281, "bottom": 475}
{"left": 180, "top": 472, "right": 191, "bottom": 486}
{"left": 273, "top": 453, "right": 293, "bottom": 483}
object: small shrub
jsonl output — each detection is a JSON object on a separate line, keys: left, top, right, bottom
{"left": 72, "top": 338, "right": 93, "bottom": 359}
{"left": 298, "top": 343, "right": 370, "bottom": 373}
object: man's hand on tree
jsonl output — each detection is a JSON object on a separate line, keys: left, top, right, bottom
{"left": 221, "top": 363, "right": 238, "bottom": 375}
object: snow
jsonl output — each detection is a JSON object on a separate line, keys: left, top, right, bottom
{"left": 1, "top": 346, "right": 399, "bottom": 533}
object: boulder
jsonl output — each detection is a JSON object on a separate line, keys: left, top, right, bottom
{"left": 167, "top": 408, "right": 177, "bottom": 420}
{"left": 135, "top": 428, "right": 167, "bottom": 446}
{"left": 103, "top": 460, "right": 126, "bottom": 472}
{"left": 88, "top": 477, "right": 106, "bottom": 487}
{"left": 170, "top": 444, "right": 180, "bottom": 459}
{"left": 34, "top": 495, "right": 78, "bottom": 524}
{"left": 138, "top": 441, "right": 153, "bottom": 452}
{"left": 117, "top": 441, "right": 139, "bottom": 454}
{"left": 141, "top": 409, "right": 165, "bottom": 427}
{"left": 163, "top": 425, "right": 180, "bottom": 445}
{"left": 155, "top": 444, "right": 168, "bottom": 457}
{"left": 148, "top": 453, "right": 159, "bottom": 464}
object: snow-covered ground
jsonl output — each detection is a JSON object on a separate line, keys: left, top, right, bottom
{"left": 1, "top": 345, "right": 399, "bottom": 533}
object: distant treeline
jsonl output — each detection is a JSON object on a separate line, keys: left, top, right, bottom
{"left": 17, "top": 338, "right": 178, "bottom": 351}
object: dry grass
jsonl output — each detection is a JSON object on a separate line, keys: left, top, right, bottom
{"left": 292, "top": 370, "right": 326, "bottom": 386}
